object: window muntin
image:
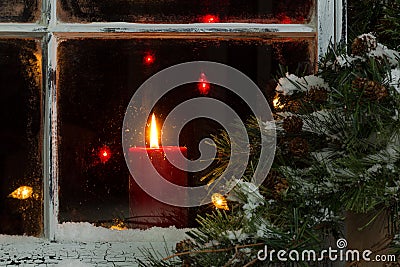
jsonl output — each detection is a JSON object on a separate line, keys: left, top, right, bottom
{"left": 0, "top": 0, "right": 345, "bottom": 239}
{"left": 0, "top": 38, "right": 43, "bottom": 236}
{"left": 57, "top": 0, "right": 315, "bottom": 23}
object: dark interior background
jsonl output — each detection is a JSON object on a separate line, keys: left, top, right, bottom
{"left": 58, "top": 0, "right": 314, "bottom": 23}
{"left": 57, "top": 37, "right": 314, "bottom": 226}
{"left": 0, "top": 39, "right": 43, "bottom": 236}
{"left": 0, "top": 0, "right": 40, "bottom": 22}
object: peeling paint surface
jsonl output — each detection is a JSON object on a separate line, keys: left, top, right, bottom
{"left": 0, "top": 0, "right": 346, "bottom": 249}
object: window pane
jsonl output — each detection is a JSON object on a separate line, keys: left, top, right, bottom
{"left": 0, "top": 0, "right": 41, "bottom": 23}
{"left": 57, "top": 36, "right": 315, "bottom": 228}
{"left": 0, "top": 39, "right": 43, "bottom": 236}
{"left": 58, "top": 0, "right": 314, "bottom": 24}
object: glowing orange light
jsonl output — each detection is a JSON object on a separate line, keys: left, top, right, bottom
{"left": 198, "top": 72, "right": 211, "bottom": 95}
{"left": 144, "top": 54, "right": 155, "bottom": 65}
{"left": 202, "top": 15, "right": 220, "bottom": 23}
{"left": 110, "top": 219, "right": 128, "bottom": 230}
{"left": 110, "top": 225, "right": 128, "bottom": 230}
{"left": 212, "top": 193, "right": 229, "bottom": 210}
{"left": 9, "top": 186, "right": 33, "bottom": 200}
{"left": 273, "top": 94, "right": 284, "bottom": 109}
{"left": 149, "top": 113, "right": 159, "bottom": 149}
{"left": 99, "top": 146, "right": 111, "bottom": 163}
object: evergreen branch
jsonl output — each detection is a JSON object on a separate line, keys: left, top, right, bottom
{"left": 162, "top": 242, "right": 265, "bottom": 261}
{"left": 243, "top": 258, "right": 258, "bottom": 267}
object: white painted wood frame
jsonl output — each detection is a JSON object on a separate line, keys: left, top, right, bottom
{"left": 0, "top": 0, "right": 346, "bottom": 241}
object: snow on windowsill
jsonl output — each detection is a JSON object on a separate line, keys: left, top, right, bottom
{"left": 56, "top": 222, "right": 189, "bottom": 242}
{"left": 0, "top": 223, "right": 189, "bottom": 243}
{"left": 0, "top": 234, "right": 42, "bottom": 244}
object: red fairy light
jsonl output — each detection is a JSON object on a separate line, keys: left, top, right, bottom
{"left": 280, "top": 14, "right": 292, "bottom": 24}
{"left": 297, "top": 16, "right": 305, "bottom": 23}
{"left": 143, "top": 53, "right": 155, "bottom": 65}
{"left": 202, "top": 14, "right": 219, "bottom": 23}
{"left": 198, "top": 72, "right": 210, "bottom": 95}
{"left": 99, "top": 146, "right": 111, "bottom": 163}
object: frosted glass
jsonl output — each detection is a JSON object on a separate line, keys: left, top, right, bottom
{"left": 0, "top": 0, "right": 41, "bottom": 22}
{"left": 58, "top": 0, "right": 314, "bottom": 23}
{"left": 57, "top": 37, "right": 315, "bottom": 228}
{"left": 0, "top": 39, "right": 43, "bottom": 236}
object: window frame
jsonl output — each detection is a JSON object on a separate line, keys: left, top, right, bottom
{"left": 0, "top": 0, "right": 346, "bottom": 240}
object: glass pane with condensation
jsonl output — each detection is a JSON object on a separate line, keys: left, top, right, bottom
{"left": 0, "top": 39, "right": 43, "bottom": 236}
{"left": 58, "top": 0, "right": 315, "bottom": 23}
{"left": 57, "top": 36, "right": 315, "bottom": 229}
{"left": 0, "top": 0, "right": 41, "bottom": 23}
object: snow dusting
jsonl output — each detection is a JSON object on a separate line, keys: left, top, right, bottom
{"left": 53, "top": 259, "right": 93, "bottom": 267}
{"left": 56, "top": 222, "right": 188, "bottom": 242}
{"left": 276, "top": 73, "right": 329, "bottom": 96}
{"left": 335, "top": 54, "right": 360, "bottom": 68}
{"left": 391, "top": 68, "right": 400, "bottom": 93}
{"left": 369, "top": 43, "right": 400, "bottom": 67}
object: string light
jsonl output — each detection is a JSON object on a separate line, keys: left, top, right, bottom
{"left": 110, "top": 219, "right": 128, "bottom": 230}
{"left": 273, "top": 94, "right": 285, "bottom": 109}
{"left": 280, "top": 14, "right": 292, "bottom": 24}
{"left": 212, "top": 193, "right": 229, "bottom": 210}
{"left": 143, "top": 53, "right": 155, "bottom": 65}
{"left": 9, "top": 186, "right": 33, "bottom": 200}
{"left": 198, "top": 72, "right": 211, "bottom": 95}
{"left": 99, "top": 146, "right": 111, "bottom": 163}
{"left": 202, "top": 15, "right": 220, "bottom": 23}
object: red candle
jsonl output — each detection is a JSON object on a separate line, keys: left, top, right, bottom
{"left": 128, "top": 114, "right": 188, "bottom": 229}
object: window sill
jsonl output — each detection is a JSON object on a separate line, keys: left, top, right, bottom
{"left": 55, "top": 222, "right": 188, "bottom": 243}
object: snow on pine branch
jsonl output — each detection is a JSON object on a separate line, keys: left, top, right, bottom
{"left": 391, "top": 68, "right": 400, "bottom": 93}
{"left": 369, "top": 43, "right": 400, "bottom": 67}
{"left": 276, "top": 73, "right": 329, "bottom": 96}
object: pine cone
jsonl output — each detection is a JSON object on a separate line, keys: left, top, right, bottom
{"left": 288, "top": 100, "right": 301, "bottom": 112}
{"left": 352, "top": 77, "right": 388, "bottom": 101}
{"left": 306, "top": 87, "right": 328, "bottom": 103}
{"left": 265, "top": 170, "right": 289, "bottom": 198}
{"left": 274, "top": 178, "right": 289, "bottom": 195}
{"left": 176, "top": 239, "right": 195, "bottom": 265}
{"left": 289, "top": 137, "right": 309, "bottom": 157}
{"left": 351, "top": 34, "right": 377, "bottom": 56}
{"left": 176, "top": 239, "right": 194, "bottom": 254}
{"left": 283, "top": 116, "right": 303, "bottom": 133}
{"left": 364, "top": 80, "right": 388, "bottom": 101}
{"left": 352, "top": 77, "right": 368, "bottom": 91}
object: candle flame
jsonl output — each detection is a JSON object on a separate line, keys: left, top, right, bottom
{"left": 212, "top": 193, "right": 229, "bottom": 210}
{"left": 9, "top": 186, "right": 33, "bottom": 200}
{"left": 150, "top": 113, "right": 159, "bottom": 149}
